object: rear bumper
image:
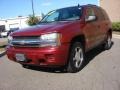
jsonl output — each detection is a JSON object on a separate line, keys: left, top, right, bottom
{"left": 6, "top": 43, "right": 70, "bottom": 67}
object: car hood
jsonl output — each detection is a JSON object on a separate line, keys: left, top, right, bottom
{"left": 12, "top": 21, "right": 74, "bottom": 36}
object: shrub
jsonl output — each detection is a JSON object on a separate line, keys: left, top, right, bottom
{"left": 27, "top": 15, "right": 40, "bottom": 26}
{"left": 112, "top": 22, "right": 120, "bottom": 32}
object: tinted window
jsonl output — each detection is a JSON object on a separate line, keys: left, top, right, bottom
{"left": 94, "top": 7, "right": 105, "bottom": 21}
{"left": 86, "top": 7, "right": 95, "bottom": 18}
{"left": 43, "top": 11, "right": 59, "bottom": 22}
{"left": 101, "top": 9, "right": 110, "bottom": 20}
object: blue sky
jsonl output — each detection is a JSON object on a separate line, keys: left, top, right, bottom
{"left": 0, "top": 0, "right": 98, "bottom": 19}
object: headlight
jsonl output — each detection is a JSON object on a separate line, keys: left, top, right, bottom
{"left": 40, "top": 33, "right": 61, "bottom": 47}
{"left": 8, "top": 35, "right": 13, "bottom": 43}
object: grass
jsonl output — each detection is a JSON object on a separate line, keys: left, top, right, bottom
{"left": 112, "top": 22, "right": 120, "bottom": 32}
{"left": 0, "top": 45, "right": 6, "bottom": 52}
{"left": 0, "top": 48, "right": 5, "bottom": 52}
{"left": 0, "top": 45, "right": 6, "bottom": 48}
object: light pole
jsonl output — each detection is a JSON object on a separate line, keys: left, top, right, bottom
{"left": 31, "top": 0, "right": 35, "bottom": 16}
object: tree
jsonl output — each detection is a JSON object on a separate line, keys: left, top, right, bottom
{"left": 27, "top": 15, "right": 40, "bottom": 26}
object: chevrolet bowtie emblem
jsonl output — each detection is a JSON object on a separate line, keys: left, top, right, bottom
{"left": 19, "top": 40, "right": 26, "bottom": 45}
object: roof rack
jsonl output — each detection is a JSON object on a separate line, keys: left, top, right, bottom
{"left": 87, "top": 4, "right": 97, "bottom": 6}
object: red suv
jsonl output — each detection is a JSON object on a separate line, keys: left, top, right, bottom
{"left": 7, "top": 4, "right": 112, "bottom": 72}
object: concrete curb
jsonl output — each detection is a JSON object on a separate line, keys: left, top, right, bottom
{"left": 113, "top": 34, "right": 120, "bottom": 39}
{"left": 0, "top": 51, "right": 6, "bottom": 57}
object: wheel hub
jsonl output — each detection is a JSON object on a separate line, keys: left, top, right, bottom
{"left": 107, "top": 36, "right": 112, "bottom": 47}
{"left": 73, "top": 47, "right": 83, "bottom": 68}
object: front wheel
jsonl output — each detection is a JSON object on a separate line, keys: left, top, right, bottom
{"left": 67, "top": 42, "right": 85, "bottom": 73}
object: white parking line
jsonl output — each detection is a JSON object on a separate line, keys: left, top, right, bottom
{"left": 113, "top": 34, "right": 120, "bottom": 39}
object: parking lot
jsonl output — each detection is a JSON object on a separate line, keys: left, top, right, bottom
{"left": 0, "top": 37, "right": 120, "bottom": 90}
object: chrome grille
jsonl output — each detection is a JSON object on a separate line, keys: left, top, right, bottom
{"left": 11, "top": 36, "right": 41, "bottom": 47}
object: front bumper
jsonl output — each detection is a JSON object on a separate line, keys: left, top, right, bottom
{"left": 6, "top": 44, "right": 70, "bottom": 67}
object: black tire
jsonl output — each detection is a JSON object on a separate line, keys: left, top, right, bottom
{"left": 67, "top": 42, "right": 85, "bottom": 73}
{"left": 22, "top": 64, "right": 30, "bottom": 69}
{"left": 103, "top": 34, "right": 112, "bottom": 50}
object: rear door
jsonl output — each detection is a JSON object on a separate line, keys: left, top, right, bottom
{"left": 83, "top": 7, "right": 100, "bottom": 50}
{"left": 93, "top": 7, "right": 107, "bottom": 44}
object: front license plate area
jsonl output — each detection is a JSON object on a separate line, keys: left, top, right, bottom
{"left": 15, "top": 54, "right": 26, "bottom": 62}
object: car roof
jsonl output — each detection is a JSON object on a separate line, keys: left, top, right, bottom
{"left": 56, "top": 4, "right": 98, "bottom": 11}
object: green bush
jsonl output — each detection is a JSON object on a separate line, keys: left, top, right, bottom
{"left": 27, "top": 15, "right": 40, "bottom": 26}
{"left": 112, "top": 22, "right": 120, "bottom": 32}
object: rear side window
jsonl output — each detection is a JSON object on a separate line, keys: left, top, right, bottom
{"left": 85, "top": 7, "right": 95, "bottom": 18}
{"left": 94, "top": 7, "right": 110, "bottom": 21}
{"left": 101, "top": 9, "right": 110, "bottom": 20}
{"left": 94, "top": 7, "right": 105, "bottom": 21}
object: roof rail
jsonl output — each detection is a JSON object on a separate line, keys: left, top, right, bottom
{"left": 87, "top": 4, "right": 97, "bottom": 6}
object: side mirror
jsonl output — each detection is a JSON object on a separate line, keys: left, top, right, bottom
{"left": 85, "top": 16, "right": 96, "bottom": 22}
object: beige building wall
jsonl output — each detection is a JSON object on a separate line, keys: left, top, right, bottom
{"left": 0, "top": 17, "right": 29, "bottom": 31}
{"left": 100, "top": 0, "right": 120, "bottom": 22}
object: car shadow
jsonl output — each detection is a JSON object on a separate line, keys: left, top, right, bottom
{"left": 81, "top": 41, "right": 114, "bottom": 70}
{"left": 24, "top": 42, "right": 114, "bottom": 73}
{"left": 0, "top": 51, "right": 6, "bottom": 57}
{"left": 24, "top": 65, "right": 67, "bottom": 73}
{"left": 0, "top": 45, "right": 7, "bottom": 58}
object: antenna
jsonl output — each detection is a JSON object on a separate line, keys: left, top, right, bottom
{"left": 78, "top": 4, "right": 81, "bottom": 9}
{"left": 78, "top": 4, "right": 80, "bottom": 7}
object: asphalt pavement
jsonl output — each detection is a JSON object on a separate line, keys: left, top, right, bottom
{"left": 0, "top": 37, "right": 120, "bottom": 90}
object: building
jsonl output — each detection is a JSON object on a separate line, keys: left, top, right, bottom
{"left": 100, "top": 0, "right": 120, "bottom": 22}
{"left": 0, "top": 16, "right": 29, "bottom": 32}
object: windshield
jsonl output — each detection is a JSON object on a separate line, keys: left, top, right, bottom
{"left": 40, "top": 7, "right": 82, "bottom": 23}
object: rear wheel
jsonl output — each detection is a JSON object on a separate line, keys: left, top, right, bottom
{"left": 67, "top": 42, "right": 85, "bottom": 73}
{"left": 104, "top": 34, "right": 112, "bottom": 50}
